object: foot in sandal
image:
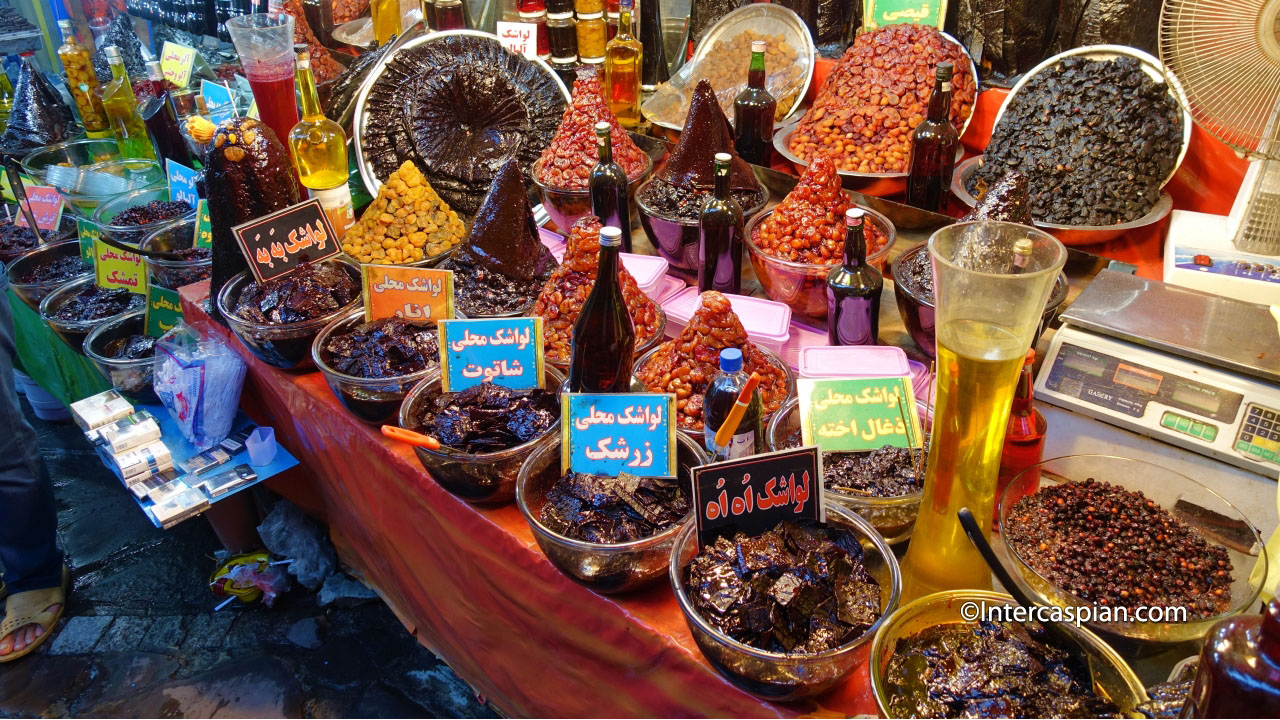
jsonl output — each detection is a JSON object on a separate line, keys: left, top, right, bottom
{"left": 0, "top": 602, "right": 62, "bottom": 657}
{"left": 0, "top": 573, "right": 68, "bottom": 662}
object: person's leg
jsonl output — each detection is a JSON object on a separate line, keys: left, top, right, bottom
{"left": 0, "top": 284, "right": 63, "bottom": 657}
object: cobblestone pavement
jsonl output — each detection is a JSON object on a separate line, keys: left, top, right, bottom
{"left": 0, "top": 397, "right": 496, "bottom": 719}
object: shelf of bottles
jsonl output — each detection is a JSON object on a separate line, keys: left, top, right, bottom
{"left": 122, "top": 0, "right": 266, "bottom": 42}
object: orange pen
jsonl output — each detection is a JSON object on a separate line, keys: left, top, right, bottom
{"left": 381, "top": 425, "right": 441, "bottom": 450}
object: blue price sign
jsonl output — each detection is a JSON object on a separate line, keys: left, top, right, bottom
{"left": 201, "top": 79, "right": 237, "bottom": 124}
{"left": 562, "top": 393, "right": 677, "bottom": 478}
{"left": 437, "top": 317, "right": 544, "bottom": 393}
{"left": 167, "top": 160, "right": 200, "bottom": 208}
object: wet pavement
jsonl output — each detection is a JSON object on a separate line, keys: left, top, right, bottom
{"left": 1, "top": 396, "right": 497, "bottom": 719}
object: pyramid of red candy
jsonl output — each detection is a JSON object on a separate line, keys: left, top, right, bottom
{"left": 635, "top": 291, "right": 788, "bottom": 430}
{"left": 532, "top": 216, "right": 662, "bottom": 364}
{"left": 534, "top": 72, "right": 650, "bottom": 190}
{"left": 754, "top": 156, "right": 887, "bottom": 263}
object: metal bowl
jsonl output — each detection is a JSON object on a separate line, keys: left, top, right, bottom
{"left": 951, "top": 156, "right": 1175, "bottom": 247}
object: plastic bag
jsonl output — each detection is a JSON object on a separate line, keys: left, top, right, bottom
{"left": 153, "top": 323, "right": 247, "bottom": 450}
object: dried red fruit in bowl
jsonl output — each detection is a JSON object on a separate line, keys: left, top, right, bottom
{"left": 753, "top": 155, "right": 885, "bottom": 264}
{"left": 534, "top": 71, "right": 650, "bottom": 191}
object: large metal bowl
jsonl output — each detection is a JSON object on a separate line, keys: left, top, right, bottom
{"left": 952, "top": 156, "right": 1175, "bottom": 247}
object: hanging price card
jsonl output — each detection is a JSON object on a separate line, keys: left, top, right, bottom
{"left": 77, "top": 219, "right": 100, "bottom": 263}
{"left": 167, "top": 160, "right": 200, "bottom": 207}
{"left": 201, "top": 79, "right": 237, "bottom": 124}
{"left": 692, "top": 446, "right": 824, "bottom": 545}
{"left": 496, "top": 21, "right": 538, "bottom": 59}
{"left": 437, "top": 317, "right": 544, "bottom": 393}
{"left": 796, "top": 377, "right": 923, "bottom": 453}
{"left": 562, "top": 393, "right": 677, "bottom": 478}
{"left": 193, "top": 199, "right": 213, "bottom": 248}
{"left": 145, "top": 285, "right": 183, "bottom": 337}
{"left": 160, "top": 41, "right": 198, "bottom": 88}
{"left": 94, "top": 237, "right": 147, "bottom": 294}
{"left": 13, "top": 185, "right": 64, "bottom": 231}
{"left": 361, "top": 264, "right": 455, "bottom": 323}
{"left": 231, "top": 199, "right": 340, "bottom": 283}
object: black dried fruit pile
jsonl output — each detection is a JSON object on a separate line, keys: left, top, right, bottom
{"left": 92, "top": 14, "right": 147, "bottom": 83}
{"left": 884, "top": 621, "right": 1122, "bottom": 718}
{"left": 323, "top": 317, "right": 440, "bottom": 379}
{"left": 110, "top": 200, "right": 192, "bottom": 227}
{"left": 0, "top": 218, "right": 39, "bottom": 255}
{"left": 970, "top": 56, "right": 1183, "bottom": 225}
{"left": 17, "top": 256, "right": 89, "bottom": 285}
{"left": 103, "top": 334, "right": 157, "bottom": 360}
{"left": 684, "top": 520, "right": 881, "bottom": 654}
{"left": 1004, "top": 479, "right": 1233, "bottom": 620}
{"left": 539, "top": 471, "right": 690, "bottom": 543}
{"left": 897, "top": 248, "right": 935, "bottom": 304}
{"left": 412, "top": 383, "right": 559, "bottom": 454}
{"left": 639, "top": 180, "right": 765, "bottom": 221}
{"left": 784, "top": 429, "right": 925, "bottom": 497}
{"left": 234, "top": 262, "right": 358, "bottom": 325}
{"left": 48, "top": 285, "right": 143, "bottom": 322}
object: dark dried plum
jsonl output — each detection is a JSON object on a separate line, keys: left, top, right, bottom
{"left": 412, "top": 382, "right": 559, "bottom": 454}
{"left": 540, "top": 470, "right": 690, "bottom": 543}
{"left": 48, "top": 285, "right": 144, "bottom": 323}
{"left": 103, "top": 334, "right": 157, "bottom": 360}
{"left": 233, "top": 262, "right": 358, "bottom": 325}
{"left": 15, "top": 256, "right": 90, "bottom": 285}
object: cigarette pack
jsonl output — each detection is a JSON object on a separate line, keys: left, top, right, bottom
{"left": 180, "top": 446, "right": 233, "bottom": 475}
{"left": 111, "top": 441, "right": 174, "bottom": 483}
{"left": 198, "top": 464, "right": 257, "bottom": 498}
{"left": 70, "top": 390, "right": 134, "bottom": 431}
{"left": 129, "top": 469, "right": 180, "bottom": 500}
{"left": 218, "top": 426, "right": 256, "bottom": 455}
{"left": 87, "top": 412, "right": 161, "bottom": 454}
{"left": 147, "top": 478, "right": 191, "bottom": 505}
{"left": 151, "top": 488, "right": 209, "bottom": 528}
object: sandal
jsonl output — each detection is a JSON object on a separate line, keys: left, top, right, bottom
{"left": 0, "top": 566, "right": 69, "bottom": 663}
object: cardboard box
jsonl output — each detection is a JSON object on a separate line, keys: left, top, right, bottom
{"left": 70, "top": 390, "right": 134, "bottom": 431}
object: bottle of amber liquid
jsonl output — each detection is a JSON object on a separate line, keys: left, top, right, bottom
{"left": 825, "top": 208, "right": 882, "bottom": 346}
{"left": 101, "top": 46, "right": 158, "bottom": 162}
{"left": 1183, "top": 599, "right": 1280, "bottom": 717}
{"left": 140, "top": 61, "right": 193, "bottom": 169}
{"left": 697, "top": 153, "right": 744, "bottom": 294}
{"left": 994, "top": 349, "right": 1045, "bottom": 525}
{"left": 288, "top": 45, "right": 354, "bottom": 237}
{"left": 567, "top": 225, "right": 636, "bottom": 393}
{"left": 370, "top": 0, "right": 402, "bottom": 45}
{"left": 603, "top": 0, "right": 641, "bottom": 128}
{"left": 733, "top": 40, "right": 775, "bottom": 167}
{"left": 589, "top": 121, "right": 630, "bottom": 249}
{"left": 905, "top": 62, "right": 959, "bottom": 213}
{"left": 56, "top": 20, "right": 109, "bottom": 138}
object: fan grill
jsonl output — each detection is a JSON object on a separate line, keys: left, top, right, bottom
{"left": 1160, "top": 0, "right": 1280, "bottom": 158}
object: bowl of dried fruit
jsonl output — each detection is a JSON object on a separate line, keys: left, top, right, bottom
{"left": 531, "top": 153, "right": 653, "bottom": 234}
{"left": 997, "top": 454, "right": 1267, "bottom": 645}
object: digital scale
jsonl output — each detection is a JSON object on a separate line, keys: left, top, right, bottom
{"left": 1037, "top": 270, "right": 1280, "bottom": 478}
{"left": 1163, "top": 209, "right": 1280, "bottom": 306}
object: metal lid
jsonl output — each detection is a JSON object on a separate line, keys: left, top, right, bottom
{"left": 103, "top": 45, "right": 122, "bottom": 60}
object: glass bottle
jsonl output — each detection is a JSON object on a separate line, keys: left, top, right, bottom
{"left": 638, "top": 0, "right": 668, "bottom": 89}
{"left": 995, "top": 349, "right": 1046, "bottom": 525}
{"left": 567, "top": 225, "right": 636, "bottom": 393}
{"left": 434, "top": 0, "right": 467, "bottom": 29}
{"left": 905, "top": 61, "right": 959, "bottom": 213}
{"left": 697, "top": 153, "right": 744, "bottom": 294}
{"left": 140, "top": 61, "right": 193, "bottom": 169}
{"left": 101, "top": 46, "right": 158, "bottom": 162}
{"left": 370, "top": 0, "right": 401, "bottom": 46}
{"left": 57, "top": 20, "right": 110, "bottom": 137}
{"left": 825, "top": 208, "right": 882, "bottom": 346}
{"left": 703, "top": 347, "right": 763, "bottom": 461}
{"left": 421, "top": 0, "right": 437, "bottom": 29}
{"left": 547, "top": 12, "right": 577, "bottom": 62}
{"left": 603, "top": 0, "right": 641, "bottom": 128}
{"left": 0, "top": 70, "right": 12, "bottom": 134}
{"left": 1183, "top": 599, "right": 1280, "bottom": 717}
{"left": 733, "top": 40, "right": 776, "bottom": 167}
{"left": 289, "top": 45, "right": 354, "bottom": 237}
{"left": 589, "top": 121, "right": 630, "bottom": 250}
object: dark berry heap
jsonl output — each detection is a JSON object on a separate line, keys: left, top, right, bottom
{"left": 16, "top": 256, "right": 89, "bottom": 285}
{"left": 234, "top": 262, "right": 358, "bottom": 325}
{"left": 48, "top": 285, "right": 143, "bottom": 322}
{"left": 1004, "top": 479, "right": 1233, "bottom": 620}
{"left": 411, "top": 383, "right": 559, "bottom": 454}
{"left": 540, "top": 471, "right": 689, "bottom": 543}
{"left": 323, "top": 317, "right": 440, "bottom": 379}
{"left": 103, "top": 334, "right": 157, "bottom": 360}
{"left": 110, "top": 200, "right": 193, "bottom": 227}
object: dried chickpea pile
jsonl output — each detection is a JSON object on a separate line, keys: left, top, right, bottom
{"left": 788, "top": 24, "right": 975, "bottom": 174}
{"left": 688, "top": 30, "right": 804, "bottom": 121}
{"left": 635, "top": 291, "right": 788, "bottom": 430}
{"left": 534, "top": 72, "right": 651, "bottom": 191}
{"left": 342, "top": 161, "right": 465, "bottom": 264}
{"left": 531, "top": 217, "right": 661, "bottom": 365}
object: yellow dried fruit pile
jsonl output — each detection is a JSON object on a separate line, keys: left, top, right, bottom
{"left": 341, "top": 161, "right": 466, "bottom": 264}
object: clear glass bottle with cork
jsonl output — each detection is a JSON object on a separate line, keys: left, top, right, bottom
{"left": 288, "top": 44, "right": 354, "bottom": 237}
{"left": 603, "top": 0, "right": 641, "bottom": 127}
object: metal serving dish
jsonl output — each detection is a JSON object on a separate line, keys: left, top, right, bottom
{"left": 351, "top": 29, "right": 572, "bottom": 198}
{"left": 951, "top": 155, "right": 1176, "bottom": 247}
{"left": 641, "top": 3, "right": 815, "bottom": 132}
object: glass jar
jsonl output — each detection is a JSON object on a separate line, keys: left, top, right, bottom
{"left": 546, "top": 0, "right": 571, "bottom": 12}
{"left": 517, "top": 0, "right": 545, "bottom": 10}
{"left": 519, "top": 11, "right": 550, "bottom": 58}
{"left": 547, "top": 12, "right": 577, "bottom": 61}
{"left": 576, "top": 11, "right": 606, "bottom": 60}
{"left": 573, "top": 0, "right": 602, "bottom": 13}
{"left": 606, "top": 10, "right": 617, "bottom": 39}
{"left": 435, "top": 0, "right": 467, "bottom": 29}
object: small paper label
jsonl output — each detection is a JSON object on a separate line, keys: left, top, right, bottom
{"left": 167, "top": 160, "right": 200, "bottom": 208}
{"left": 796, "top": 377, "right": 923, "bottom": 453}
{"left": 160, "top": 41, "right": 198, "bottom": 88}
{"left": 193, "top": 199, "right": 212, "bottom": 248}
{"left": 231, "top": 199, "right": 341, "bottom": 283}
{"left": 437, "top": 318, "right": 544, "bottom": 393}
{"left": 496, "top": 21, "right": 538, "bottom": 59}
{"left": 361, "top": 264, "right": 455, "bottom": 323}
{"left": 13, "top": 185, "right": 64, "bottom": 231}
{"left": 77, "top": 218, "right": 100, "bottom": 263}
{"left": 94, "top": 237, "right": 147, "bottom": 294}
{"left": 692, "top": 446, "right": 825, "bottom": 545}
{"left": 145, "top": 285, "right": 183, "bottom": 337}
{"left": 862, "top": 0, "right": 945, "bottom": 29}
{"left": 561, "top": 393, "right": 677, "bottom": 478}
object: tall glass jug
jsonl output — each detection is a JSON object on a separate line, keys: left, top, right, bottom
{"left": 226, "top": 13, "right": 299, "bottom": 158}
{"left": 900, "top": 221, "right": 1066, "bottom": 601}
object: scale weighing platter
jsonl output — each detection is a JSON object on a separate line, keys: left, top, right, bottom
{"left": 1036, "top": 271, "right": 1280, "bottom": 477}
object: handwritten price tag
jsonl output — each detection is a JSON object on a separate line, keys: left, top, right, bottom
{"left": 94, "top": 237, "right": 147, "bottom": 294}
{"left": 437, "top": 317, "right": 544, "bottom": 393}
{"left": 231, "top": 199, "right": 340, "bottom": 283}
{"left": 562, "top": 393, "right": 677, "bottom": 478}
{"left": 862, "top": 0, "right": 945, "bottom": 29}
{"left": 193, "top": 199, "right": 212, "bottom": 248}
{"left": 145, "top": 285, "right": 183, "bottom": 337}
{"left": 361, "top": 265, "right": 454, "bottom": 323}
{"left": 496, "top": 21, "right": 538, "bottom": 59}
{"left": 14, "top": 185, "right": 65, "bottom": 231}
{"left": 167, "top": 160, "right": 199, "bottom": 208}
{"left": 77, "top": 219, "right": 100, "bottom": 263}
{"left": 160, "top": 41, "right": 198, "bottom": 88}
{"left": 796, "top": 377, "right": 923, "bottom": 453}
{"left": 692, "top": 446, "right": 825, "bottom": 545}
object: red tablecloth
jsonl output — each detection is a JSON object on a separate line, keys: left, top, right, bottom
{"left": 183, "top": 283, "right": 878, "bottom": 718}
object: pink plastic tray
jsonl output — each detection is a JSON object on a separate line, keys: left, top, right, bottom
{"left": 660, "top": 288, "right": 792, "bottom": 355}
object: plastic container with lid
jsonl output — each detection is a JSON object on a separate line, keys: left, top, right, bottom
{"left": 660, "top": 287, "right": 791, "bottom": 355}
{"left": 619, "top": 252, "right": 668, "bottom": 299}
{"left": 798, "top": 345, "right": 910, "bottom": 379}
{"left": 546, "top": 0, "right": 572, "bottom": 13}
{"left": 646, "top": 275, "right": 685, "bottom": 304}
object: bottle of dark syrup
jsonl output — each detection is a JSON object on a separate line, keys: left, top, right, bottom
{"left": 697, "top": 152, "right": 744, "bottom": 294}
{"left": 732, "top": 39, "right": 776, "bottom": 167}
{"left": 589, "top": 120, "right": 631, "bottom": 249}
{"left": 825, "top": 207, "right": 882, "bottom": 346}
{"left": 140, "top": 61, "right": 193, "bottom": 169}
{"left": 1182, "top": 599, "right": 1280, "bottom": 717}
{"left": 703, "top": 348, "right": 763, "bottom": 461}
{"left": 905, "top": 61, "right": 958, "bottom": 213}
{"left": 567, "top": 225, "right": 636, "bottom": 392}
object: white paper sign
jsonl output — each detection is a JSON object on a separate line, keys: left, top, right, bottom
{"left": 496, "top": 21, "right": 537, "bottom": 59}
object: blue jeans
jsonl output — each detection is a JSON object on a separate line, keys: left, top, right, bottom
{"left": 0, "top": 277, "right": 61, "bottom": 594}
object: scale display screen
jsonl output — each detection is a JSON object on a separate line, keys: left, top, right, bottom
{"left": 1064, "top": 352, "right": 1107, "bottom": 377}
{"left": 1114, "top": 364, "right": 1162, "bottom": 395}
{"left": 1173, "top": 386, "right": 1222, "bottom": 415}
